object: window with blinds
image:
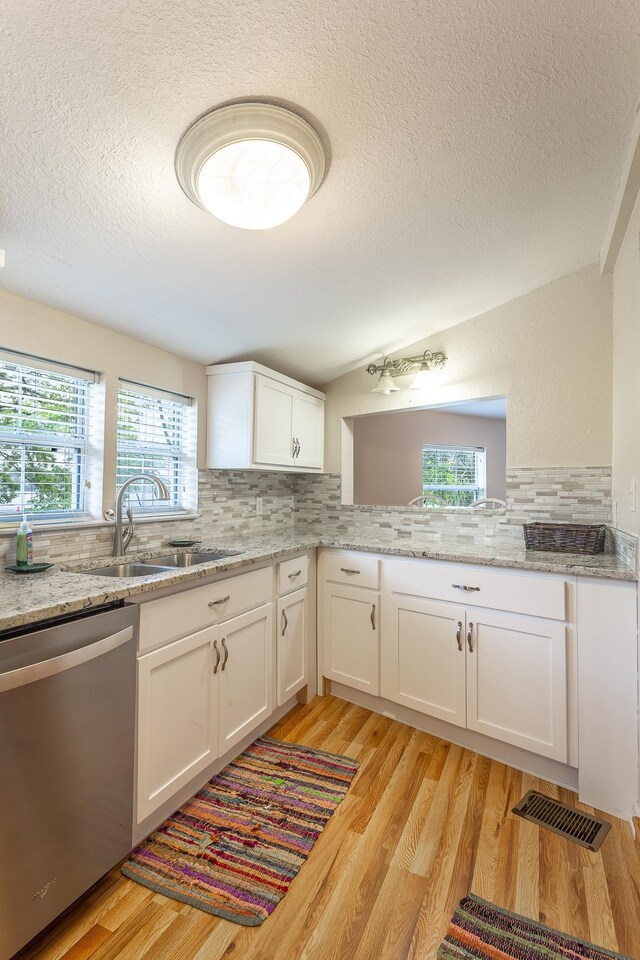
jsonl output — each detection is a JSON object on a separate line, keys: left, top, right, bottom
{"left": 421, "top": 444, "right": 486, "bottom": 507}
{"left": 116, "top": 381, "right": 194, "bottom": 515}
{"left": 0, "top": 353, "right": 95, "bottom": 520}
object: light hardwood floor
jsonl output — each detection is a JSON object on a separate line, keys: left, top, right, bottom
{"left": 17, "top": 695, "right": 640, "bottom": 960}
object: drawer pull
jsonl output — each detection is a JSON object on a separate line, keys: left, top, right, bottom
{"left": 467, "top": 622, "right": 474, "bottom": 653}
{"left": 370, "top": 603, "right": 376, "bottom": 630}
{"left": 209, "top": 594, "right": 231, "bottom": 607}
{"left": 340, "top": 567, "right": 361, "bottom": 575}
{"left": 213, "top": 639, "right": 220, "bottom": 674}
{"left": 456, "top": 621, "right": 463, "bottom": 652}
{"left": 221, "top": 638, "right": 229, "bottom": 670}
{"left": 288, "top": 570, "right": 302, "bottom": 579}
{"left": 282, "top": 609, "right": 288, "bottom": 636}
{"left": 452, "top": 584, "right": 481, "bottom": 592}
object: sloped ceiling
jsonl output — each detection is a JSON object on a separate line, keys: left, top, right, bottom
{"left": 1, "top": 0, "right": 639, "bottom": 386}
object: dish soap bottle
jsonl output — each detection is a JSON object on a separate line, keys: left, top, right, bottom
{"left": 16, "top": 515, "right": 33, "bottom": 568}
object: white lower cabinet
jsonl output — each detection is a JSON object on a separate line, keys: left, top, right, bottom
{"left": 382, "top": 589, "right": 568, "bottom": 762}
{"left": 137, "top": 626, "right": 218, "bottom": 822}
{"left": 276, "top": 588, "right": 307, "bottom": 705}
{"left": 218, "top": 604, "right": 274, "bottom": 755}
{"left": 320, "top": 550, "right": 571, "bottom": 766}
{"left": 322, "top": 582, "right": 380, "bottom": 695}
{"left": 137, "top": 601, "right": 275, "bottom": 823}
{"left": 465, "top": 610, "right": 567, "bottom": 761}
{"left": 381, "top": 595, "right": 467, "bottom": 727}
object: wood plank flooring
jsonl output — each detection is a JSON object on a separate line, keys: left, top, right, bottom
{"left": 17, "top": 695, "right": 640, "bottom": 960}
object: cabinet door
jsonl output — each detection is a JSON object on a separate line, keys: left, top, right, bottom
{"left": 292, "top": 393, "right": 324, "bottom": 470}
{"left": 218, "top": 603, "right": 274, "bottom": 755}
{"left": 466, "top": 611, "right": 567, "bottom": 762}
{"left": 277, "top": 588, "right": 307, "bottom": 705}
{"left": 381, "top": 594, "right": 466, "bottom": 727}
{"left": 253, "top": 375, "right": 294, "bottom": 466}
{"left": 137, "top": 626, "right": 218, "bottom": 823}
{"left": 322, "top": 584, "right": 379, "bottom": 695}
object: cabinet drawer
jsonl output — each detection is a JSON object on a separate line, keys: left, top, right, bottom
{"left": 139, "top": 565, "right": 273, "bottom": 652}
{"left": 322, "top": 551, "right": 380, "bottom": 589}
{"left": 277, "top": 554, "right": 309, "bottom": 594}
{"left": 384, "top": 558, "right": 566, "bottom": 621}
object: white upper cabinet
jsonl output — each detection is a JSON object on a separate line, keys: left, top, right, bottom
{"left": 206, "top": 361, "right": 325, "bottom": 471}
{"left": 254, "top": 375, "right": 296, "bottom": 465}
{"left": 291, "top": 392, "right": 324, "bottom": 469}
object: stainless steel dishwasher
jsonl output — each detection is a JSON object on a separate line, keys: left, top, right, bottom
{"left": 0, "top": 601, "right": 137, "bottom": 960}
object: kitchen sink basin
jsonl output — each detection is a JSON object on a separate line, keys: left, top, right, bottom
{"left": 143, "top": 551, "right": 239, "bottom": 567}
{"left": 81, "top": 562, "right": 174, "bottom": 578}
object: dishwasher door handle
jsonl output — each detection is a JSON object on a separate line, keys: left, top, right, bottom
{"left": 0, "top": 625, "right": 134, "bottom": 694}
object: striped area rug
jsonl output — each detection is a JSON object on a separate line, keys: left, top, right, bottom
{"left": 438, "top": 895, "right": 633, "bottom": 960}
{"left": 122, "top": 736, "right": 359, "bottom": 925}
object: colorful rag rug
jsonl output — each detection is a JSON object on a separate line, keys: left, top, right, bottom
{"left": 122, "top": 736, "right": 359, "bottom": 925}
{"left": 438, "top": 895, "right": 633, "bottom": 960}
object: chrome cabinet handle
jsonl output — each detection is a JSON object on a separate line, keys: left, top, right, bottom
{"left": 370, "top": 603, "right": 376, "bottom": 630}
{"left": 282, "top": 609, "right": 288, "bottom": 636}
{"left": 288, "top": 569, "right": 302, "bottom": 579}
{"left": 296, "top": 438, "right": 301, "bottom": 458}
{"left": 456, "top": 621, "right": 463, "bottom": 652}
{"left": 221, "top": 638, "right": 229, "bottom": 670}
{"left": 292, "top": 436, "right": 296, "bottom": 458}
{"left": 340, "top": 567, "right": 361, "bottom": 575}
{"left": 209, "top": 594, "right": 230, "bottom": 607}
{"left": 452, "top": 584, "right": 481, "bottom": 592}
{"left": 467, "top": 622, "right": 474, "bottom": 653}
{"left": 213, "top": 639, "right": 221, "bottom": 674}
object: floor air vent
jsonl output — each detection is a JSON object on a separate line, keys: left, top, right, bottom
{"left": 512, "top": 790, "right": 611, "bottom": 851}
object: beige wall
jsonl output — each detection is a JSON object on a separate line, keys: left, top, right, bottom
{"left": 353, "top": 409, "right": 506, "bottom": 506}
{"left": 0, "top": 289, "right": 207, "bottom": 514}
{"left": 322, "top": 264, "right": 613, "bottom": 473}
{"left": 612, "top": 190, "right": 640, "bottom": 538}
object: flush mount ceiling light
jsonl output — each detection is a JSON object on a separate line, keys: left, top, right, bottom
{"left": 366, "top": 350, "right": 447, "bottom": 394}
{"left": 175, "top": 102, "right": 326, "bottom": 230}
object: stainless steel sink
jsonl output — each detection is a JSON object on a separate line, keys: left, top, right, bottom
{"left": 143, "top": 551, "right": 239, "bottom": 567}
{"left": 80, "top": 563, "right": 174, "bottom": 578}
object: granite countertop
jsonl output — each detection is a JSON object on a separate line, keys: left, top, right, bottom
{"left": 0, "top": 529, "right": 635, "bottom": 634}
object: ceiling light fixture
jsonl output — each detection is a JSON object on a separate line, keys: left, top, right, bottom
{"left": 366, "top": 350, "right": 447, "bottom": 393}
{"left": 175, "top": 102, "right": 326, "bottom": 230}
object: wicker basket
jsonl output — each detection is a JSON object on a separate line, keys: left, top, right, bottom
{"left": 523, "top": 522, "right": 606, "bottom": 555}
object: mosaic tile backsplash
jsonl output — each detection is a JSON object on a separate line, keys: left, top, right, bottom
{"left": 292, "top": 467, "right": 613, "bottom": 543}
{"left": 1, "top": 464, "right": 635, "bottom": 571}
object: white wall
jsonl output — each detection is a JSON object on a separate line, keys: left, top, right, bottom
{"left": 322, "top": 264, "right": 613, "bottom": 473}
{"left": 608, "top": 158, "right": 640, "bottom": 818}
{"left": 0, "top": 289, "right": 207, "bottom": 514}
{"left": 353, "top": 409, "right": 506, "bottom": 505}
{"left": 612, "top": 189, "right": 640, "bottom": 539}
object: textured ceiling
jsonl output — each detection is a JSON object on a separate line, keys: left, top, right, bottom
{"left": 1, "top": 1, "right": 639, "bottom": 386}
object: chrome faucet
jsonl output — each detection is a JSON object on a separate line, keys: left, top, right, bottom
{"left": 112, "top": 474, "right": 170, "bottom": 556}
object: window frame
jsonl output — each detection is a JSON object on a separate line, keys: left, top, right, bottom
{"left": 0, "top": 350, "right": 97, "bottom": 523}
{"left": 115, "top": 380, "right": 195, "bottom": 518}
{"left": 421, "top": 442, "right": 487, "bottom": 507}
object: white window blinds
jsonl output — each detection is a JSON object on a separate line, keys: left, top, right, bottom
{"left": 421, "top": 444, "right": 486, "bottom": 507}
{"left": 116, "top": 381, "right": 194, "bottom": 514}
{"left": 0, "top": 352, "right": 95, "bottom": 520}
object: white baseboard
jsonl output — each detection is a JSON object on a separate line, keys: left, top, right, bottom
{"left": 329, "top": 681, "right": 579, "bottom": 791}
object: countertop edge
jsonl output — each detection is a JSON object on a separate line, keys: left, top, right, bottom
{"left": 0, "top": 536, "right": 635, "bottom": 634}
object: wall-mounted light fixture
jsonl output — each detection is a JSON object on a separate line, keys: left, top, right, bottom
{"left": 366, "top": 350, "right": 447, "bottom": 395}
